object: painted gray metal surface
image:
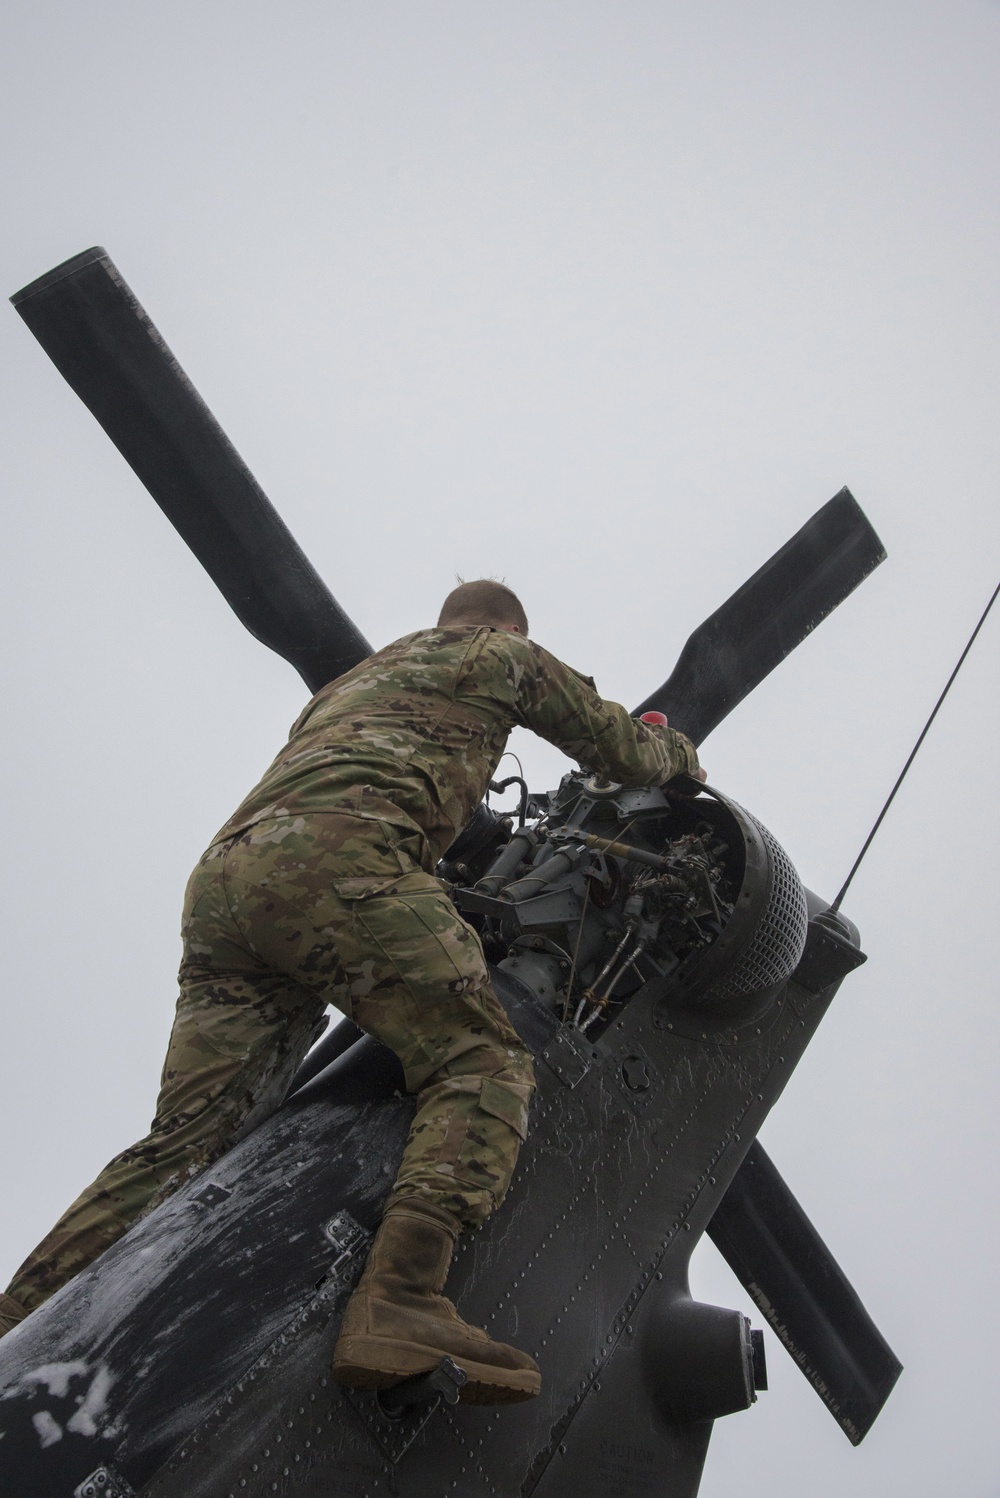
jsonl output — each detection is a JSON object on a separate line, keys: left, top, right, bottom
{"left": 0, "top": 910, "right": 865, "bottom": 1497}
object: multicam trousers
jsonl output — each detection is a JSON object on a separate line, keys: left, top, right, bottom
{"left": 7, "top": 806, "right": 534, "bottom": 1314}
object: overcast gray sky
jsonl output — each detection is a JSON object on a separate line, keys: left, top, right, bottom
{"left": 2, "top": 2, "right": 999, "bottom": 1493}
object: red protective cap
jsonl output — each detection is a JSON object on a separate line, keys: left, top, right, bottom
{"left": 639, "top": 711, "right": 669, "bottom": 727}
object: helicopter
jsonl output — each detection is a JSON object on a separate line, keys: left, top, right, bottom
{"left": 0, "top": 247, "right": 900, "bottom": 1498}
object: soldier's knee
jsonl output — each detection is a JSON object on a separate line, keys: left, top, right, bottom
{"left": 487, "top": 1026, "right": 534, "bottom": 1104}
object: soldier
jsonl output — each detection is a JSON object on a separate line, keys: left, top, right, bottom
{"left": 0, "top": 580, "right": 702, "bottom": 1402}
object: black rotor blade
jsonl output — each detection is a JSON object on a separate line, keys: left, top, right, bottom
{"left": 11, "top": 248, "right": 371, "bottom": 693}
{"left": 707, "top": 1141, "right": 902, "bottom": 1445}
{"left": 634, "top": 488, "right": 885, "bottom": 744}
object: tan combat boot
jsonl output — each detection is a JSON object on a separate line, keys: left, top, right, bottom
{"left": 0, "top": 1292, "right": 27, "bottom": 1340}
{"left": 332, "top": 1199, "right": 540, "bottom": 1405}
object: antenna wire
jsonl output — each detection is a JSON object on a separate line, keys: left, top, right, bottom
{"left": 831, "top": 575, "right": 1000, "bottom": 911}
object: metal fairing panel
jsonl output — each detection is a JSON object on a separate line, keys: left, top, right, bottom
{"left": 0, "top": 933, "right": 856, "bottom": 1498}
{"left": 0, "top": 1042, "right": 410, "bottom": 1495}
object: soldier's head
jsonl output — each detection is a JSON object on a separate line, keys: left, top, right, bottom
{"left": 438, "top": 579, "right": 529, "bottom": 637}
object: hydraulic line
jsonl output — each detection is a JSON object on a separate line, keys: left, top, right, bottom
{"left": 579, "top": 941, "right": 648, "bottom": 1031}
{"left": 562, "top": 876, "right": 592, "bottom": 1022}
{"left": 488, "top": 775, "right": 530, "bottom": 828}
{"left": 573, "top": 925, "right": 636, "bottom": 1026}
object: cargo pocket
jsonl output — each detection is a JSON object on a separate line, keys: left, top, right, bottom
{"left": 479, "top": 1077, "right": 532, "bottom": 1142}
{"left": 346, "top": 873, "right": 489, "bottom": 1002}
{"left": 326, "top": 872, "right": 455, "bottom": 1047}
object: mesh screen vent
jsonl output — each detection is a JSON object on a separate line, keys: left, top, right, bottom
{"left": 712, "top": 810, "right": 808, "bottom": 1003}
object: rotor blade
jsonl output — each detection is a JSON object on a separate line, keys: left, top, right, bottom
{"left": 11, "top": 247, "right": 372, "bottom": 693}
{"left": 707, "top": 1141, "right": 902, "bottom": 1445}
{"left": 634, "top": 488, "right": 886, "bottom": 744}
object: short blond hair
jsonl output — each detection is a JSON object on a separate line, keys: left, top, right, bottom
{"left": 437, "top": 579, "right": 528, "bottom": 635}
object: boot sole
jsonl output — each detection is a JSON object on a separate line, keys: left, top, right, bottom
{"left": 332, "top": 1335, "right": 541, "bottom": 1405}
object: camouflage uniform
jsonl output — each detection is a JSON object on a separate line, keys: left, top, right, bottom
{"left": 6, "top": 628, "right": 698, "bottom": 1315}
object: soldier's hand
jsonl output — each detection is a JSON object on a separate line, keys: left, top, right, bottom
{"left": 639, "top": 711, "right": 705, "bottom": 787}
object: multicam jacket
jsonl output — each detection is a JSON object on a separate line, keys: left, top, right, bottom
{"left": 214, "top": 627, "right": 700, "bottom": 867}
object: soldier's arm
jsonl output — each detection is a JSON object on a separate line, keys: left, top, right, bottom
{"left": 497, "top": 636, "right": 700, "bottom": 787}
